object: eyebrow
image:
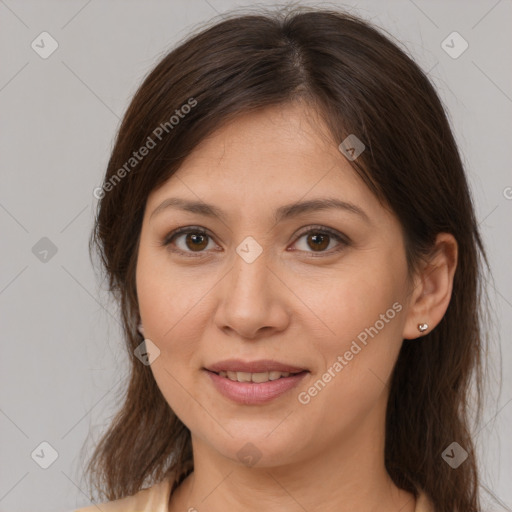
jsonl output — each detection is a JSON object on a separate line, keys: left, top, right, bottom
{"left": 150, "top": 197, "right": 370, "bottom": 224}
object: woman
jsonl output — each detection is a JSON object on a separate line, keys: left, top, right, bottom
{"left": 77, "top": 6, "right": 489, "bottom": 512}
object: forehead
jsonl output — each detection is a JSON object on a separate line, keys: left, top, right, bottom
{"left": 179, "top": 103, "right": 337, "bottom": 178}
{"left": 146, "top": 103, "right": 385, "bottom": 223}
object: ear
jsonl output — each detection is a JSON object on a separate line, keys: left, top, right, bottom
{"left": 402, "top": 233, "right": 458, "bottom": 340}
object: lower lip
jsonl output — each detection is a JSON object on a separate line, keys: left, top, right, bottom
{"left": 205, "top": 370, "right": 308, "bottom": 405}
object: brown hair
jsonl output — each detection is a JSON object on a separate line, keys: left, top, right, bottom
{"left": 84, "top": 6, "right": 491, "bottom": 511}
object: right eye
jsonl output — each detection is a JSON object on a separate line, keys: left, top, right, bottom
{"left": 162, "top": 226, "right": 220, "bottom": 257}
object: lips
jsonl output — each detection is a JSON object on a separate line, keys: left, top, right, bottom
{"left": 205, "top": 369, "right": 308, "bottom": 405}
{"left": 203, "top": 359, "right": 310, "bottom": 404}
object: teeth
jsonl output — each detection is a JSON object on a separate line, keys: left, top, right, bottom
{"left": 237, "top": 371, "right": 252, "bottom": 382}
{"left": 217, "top": 370, "right": 296, "bottom": 382}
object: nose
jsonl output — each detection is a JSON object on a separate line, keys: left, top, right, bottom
{"left": 213, "top": 242, "right": 290, "bottom": 340}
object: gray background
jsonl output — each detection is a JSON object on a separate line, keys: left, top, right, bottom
{"left": 0, "top": 0, "right": 511, "bottom": 511}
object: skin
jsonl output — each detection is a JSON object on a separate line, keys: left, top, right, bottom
{"left": 135, "top": 101, "right": 457, "bottom": 512}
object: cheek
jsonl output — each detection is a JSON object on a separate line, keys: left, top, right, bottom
{"left": 137, "top": 258, "right": 207, "bottom": 429}
{"left": 135, "top": 249, "right": 205, "bottom": 418}
{"left": 295, "top": 302, "right": 404, "bottom": 445}
{"left": 303, "top": 255, "right": 405, "bottom": 353}
{"left": 136, "top": 244, "right": 214, "bottom": 345}
{"left": 296, "top": 256, "right": 406, "bottom": 414}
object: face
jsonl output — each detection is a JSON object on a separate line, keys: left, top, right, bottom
{"left": 136, "top": 102, "right": 414, "bottom": 467}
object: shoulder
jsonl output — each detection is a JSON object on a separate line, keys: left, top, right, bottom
{"left": 74, "top": 478, "right": 172, "bottom": 512}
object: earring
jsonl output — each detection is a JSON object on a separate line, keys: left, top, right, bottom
{"left": 418, "top": 323, "right": 428, "bottom": 333}
{"left": 137, "top": 323, "right": 145, "bottom": 336}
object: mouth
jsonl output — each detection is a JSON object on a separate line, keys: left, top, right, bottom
{"left": 203, "top": 359, "right": 309, "bottom": 405}
{"left": 205, "top": 358, "right": 308, "bottom": 375}
{"left": 207, "top": 369, "right": 307, "bottom": 383}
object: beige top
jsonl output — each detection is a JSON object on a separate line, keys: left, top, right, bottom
{"left": 74, "top": 478, "right": 435, "bottom": 512}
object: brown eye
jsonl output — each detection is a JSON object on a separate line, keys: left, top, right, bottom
{"left": 184, "top": 232, "right": 209, "bottom": 251}
{"left": 306, "top": 232, "right": 330, "bottom": 251}
{"left": 163, "top": 227, "right": 217, "bottom": 257}
{"left": 292, "top": 226, "right": 349, "bottom": 256}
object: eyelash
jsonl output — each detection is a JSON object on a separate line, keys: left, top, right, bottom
{"left": 161, "top": 225, "right": 350, "bottom": 259}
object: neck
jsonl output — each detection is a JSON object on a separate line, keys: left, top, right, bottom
{"left": 169, "top": 408, "right": 416, "bottom": 512}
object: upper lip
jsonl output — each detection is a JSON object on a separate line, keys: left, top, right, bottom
{"left": 205, "top": 359, "right": 308, "bottom": 374}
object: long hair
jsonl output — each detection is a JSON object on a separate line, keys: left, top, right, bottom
{"left": 84, "top": 6, "right": 491, "bottom": 511}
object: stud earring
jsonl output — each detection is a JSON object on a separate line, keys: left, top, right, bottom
{"left": 418, "top": 323, "right": 428, "bottom": 333}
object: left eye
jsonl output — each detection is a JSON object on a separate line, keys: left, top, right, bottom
{"left": 292, "top": 228, "right": 347, "bottom": 255}
{"left": 162, "top": 226, "right": 349, "bottom": 257}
